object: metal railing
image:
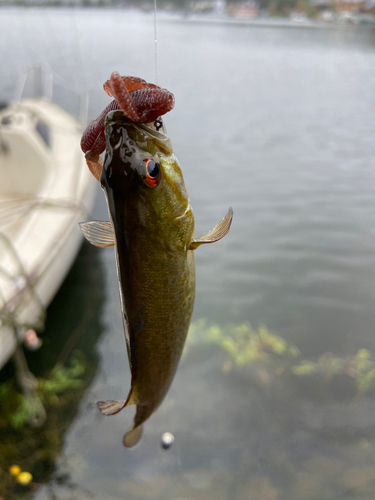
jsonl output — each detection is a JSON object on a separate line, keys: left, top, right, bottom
{"left": 14, "top": 61, "right": 89, "bottom": 129}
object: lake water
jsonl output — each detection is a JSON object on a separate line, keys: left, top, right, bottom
{"left": 1, "top": 8, "right": 375, "bottom": 499}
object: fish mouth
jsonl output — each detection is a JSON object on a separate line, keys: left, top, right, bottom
{"left": 105, "top": 110, "right": 173, "bottom": 156}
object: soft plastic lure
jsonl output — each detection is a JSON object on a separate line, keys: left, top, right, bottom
{"left": 80, "top": 71, "right": 174, "bottom": 180}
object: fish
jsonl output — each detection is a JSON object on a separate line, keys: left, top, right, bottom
{"left": 80, "top": 110, "right": 233, "bottom": 448}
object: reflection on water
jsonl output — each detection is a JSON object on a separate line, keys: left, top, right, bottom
{"left": 0, "top": 7, "right": 375, "bottom": 500}
{"left": 0, "top": 242, "right": 105, "bottom": 499}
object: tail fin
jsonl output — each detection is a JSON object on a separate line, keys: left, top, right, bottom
{"left": 97, "top": 399, "right": 126, "bottom": 416}
{"left": 123, "top": 425, "right": 143, "bottom": 448}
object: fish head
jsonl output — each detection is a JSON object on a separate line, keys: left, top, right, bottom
{"left": 101, "top": 111, "right": 194, "bottom": 249}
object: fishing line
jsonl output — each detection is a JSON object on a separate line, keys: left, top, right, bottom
{"left": 68, "top": 10, "right": 88, "bottom": 94}
{"left": 154, "top": 0, "right": 158, "bottom": 85}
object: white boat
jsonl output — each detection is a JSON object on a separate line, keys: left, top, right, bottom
{"left": 0, "top": 64, "right": 97, "bottom": 370}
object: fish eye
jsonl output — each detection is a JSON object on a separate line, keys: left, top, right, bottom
{"left": 143, "top": 158, "right": 161, "bottom": 187}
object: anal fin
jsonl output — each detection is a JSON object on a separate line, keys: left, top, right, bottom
{"left": 80, "top": 220, "right": 115, "bottom": 248}
{"left": 189, "top": 207, "right": 233, "bottom": 250}
{"left": 97, "top": 388, "right": 138, "bottom": 417}
{"left": 97, "top": 399, "right": 126, "bottom": 416}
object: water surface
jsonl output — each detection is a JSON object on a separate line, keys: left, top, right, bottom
{"left": 1, "top": 8, "right": 375, "bottom": 499}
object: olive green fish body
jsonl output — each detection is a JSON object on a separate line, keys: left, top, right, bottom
{"left": 110, "top": 170, "right": 196, "bottom": 420}
{"left": 80, "top": 111, "right": 233, "bottom": 448}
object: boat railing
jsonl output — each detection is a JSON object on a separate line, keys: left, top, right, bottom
{"left": 14, "top": 61, "right": 89, "bottom": 129}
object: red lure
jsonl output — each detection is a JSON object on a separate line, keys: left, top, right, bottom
{"left": 80, "top": 72, "right": 175, "bottom": 180}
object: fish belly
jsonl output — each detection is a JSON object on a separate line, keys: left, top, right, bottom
{"left": 122, "top": 246, "right": 195, "bottom": 424}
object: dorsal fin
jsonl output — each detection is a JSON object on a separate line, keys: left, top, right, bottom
{"left": 189, "top": 207, "right": 233, "bottom": 250}
{"left": 79, "top": 220, "right": 115, "bottom": 248}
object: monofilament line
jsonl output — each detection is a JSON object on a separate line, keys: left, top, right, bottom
{"left": 154, "top": 0, "right": 158, "bottom": 85}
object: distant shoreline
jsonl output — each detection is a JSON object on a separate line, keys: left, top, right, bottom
{"left": 160, "top": 14, "right": 333, "bottom": 29}
{"left": 0, "top": 6, "right": 372, "bottom": 30}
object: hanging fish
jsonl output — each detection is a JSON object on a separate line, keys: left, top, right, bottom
{"left": 80, "top": 73, "right": 232, "bottom": 448}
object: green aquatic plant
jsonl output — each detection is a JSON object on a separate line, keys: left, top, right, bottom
{"left": 187, "top": 320, "right": 375, "bottom": 395}
{"left": 38, "top": 351, "right": 85, "bottom": 405}
{"left": 0, "top": 351, "right": 92, "bottom": 500}
{"left": 292, "top": 354, "right": 345, "bottom": 377}
{"left": 187, "top": 320, "right": 299, "bottom": 364}
{"left": 0, "top": 351, "right": 86, "bottom": 429}
{"left": 293, "top": 348, "right": 375, "bottom": 396}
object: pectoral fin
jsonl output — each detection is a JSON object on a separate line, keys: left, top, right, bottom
{"left": 79, "top": 220, "right": 115, "bottom": 248}
{"left": 189, "top": 207, "right": 233, "bottom": 250}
